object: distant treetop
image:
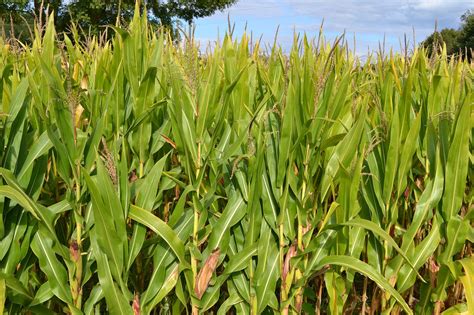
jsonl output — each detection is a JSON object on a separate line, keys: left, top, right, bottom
{"left": 0, "top": 0, "right": 238, "bottom": 39}
{"left": 422, "top": 9, "right": 474, "bottom": 59}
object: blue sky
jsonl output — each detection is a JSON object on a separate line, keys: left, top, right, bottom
{"left": 194, "top": 0, "right": 473, "bottom": 55}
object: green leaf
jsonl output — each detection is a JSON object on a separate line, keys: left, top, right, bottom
{"left": 181, "top": 109, "right": 198, "bottom": 169}
{"left": 206, "top": 194, "right": 246, "bottom": 253}
{"left": 141, "top": 209, "right": 193, "bottom": 307}
{"left": 92, "top": 234, "right": 133, "bottom": 315}
{"left": 135, "top": 153, "right": 168, "bottom": 210}
{"left": 127, "top": 154, "right": 169, "bottom": 270}
{"left": 144, "top": 264, "right": 179, "bottom": 313}
{"left": 217, "top": 292, "right": 243, "bottom": 315}
{"left": 128, "top": 204, "right": 187, "bottom": 266}
{"left": 4, "top": 78, "right": 28, "bottom": 130}
{"left": 342, "top": 218, "right": 425, "bottom": 281}
{"left": 441, "top": 99, "right": 471, "bottom": 220}
{"left": 459, "top": 257, "right": 474, "bottom": 315}
{"left": 0, "top": 169, "right": 62, "bottom": 255}
{"left": 441, "top": 303, "right": 468, "bottom": 315}
{"left": 83, "top": 285, "right": 104, "bottom": 315}
{"left": 17, "top": 131, "right": 52, "bottom": 183}
{"left": 0, "top": 272, "right": 33, "bottom": 302}
{"left": 396, "top": 111, "right": 422, "bottom": 196}
{"left": 325, "top": 270, "right": 346, "bottom": 315}
{"left": 30, "top": 229, "right": 72, "bottom": 304}
{"left": 255, "top": 222, "right": 280, "bottom": 313}
{"left": 397, "top": 217, "right": 441, "bottom": 293}
{"left": 321, "top": 110, "right": 366, "bottom": 199}
{"left": 30, "top": 282, "right": 54, "bottom": 306}
{"left": 224, "top": 243, "right": 258, "bottom": 275}
{"left": 316, "top": 256, "right": 412, "bottom": 315}
{"left": 276, "top": 81, "right": 295, "bottom": 188}
{"left": 382, "top": 107, "right": 400, "bottom": 209}
{"left": 439, "top": 216, "right": 469, "bottom": 264}
{"left": 83, "top": 168, "right": 125, "bottom": 283}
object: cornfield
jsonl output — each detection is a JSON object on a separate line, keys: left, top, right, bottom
{"left": 0, "top": 6, "right": 473, "bottom": 315}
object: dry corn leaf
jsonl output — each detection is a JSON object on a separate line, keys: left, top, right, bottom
{"left": 194, "top": 249, "right": 221, "bottom": 299}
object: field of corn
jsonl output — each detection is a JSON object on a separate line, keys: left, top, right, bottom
{"left": 0, "top": 7, "right": 473, "bottom": 315}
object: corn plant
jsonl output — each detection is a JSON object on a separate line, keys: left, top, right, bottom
{"left": 0, "top": 5, "right": 472, "bottom": 315}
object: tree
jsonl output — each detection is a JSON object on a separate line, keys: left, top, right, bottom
{"left": 59, "top": 0, "right": 137, "bottom": 34}
{"left": 422, "top": 9, "right": 473, "bottom": 59}
{"left": 149, "top": 0, "right": 238, "bottom": 27}
{"left": 456, "top": 9, "right": 474, "bottom": 58}
{"left": 1, "top": 1, "right": 29, "bottom": 40}
{"left": 0, "top": 0, "right": 239, "bottom": 37}
{"left": 421, "top": 28, "right": 458, "bottom": 55}
{"left": 64, "top": 0, "right": 238, "bottom": 33}
{"left": 0, "top": 1, "right": 62, "bottom": 40}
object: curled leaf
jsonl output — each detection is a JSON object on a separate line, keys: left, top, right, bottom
{"left": 133, "top": 294, "right": 140, "bottom": 315}
{"left": 282, "top": 244, "right": 297, "bottom": 286}
{"left": 74, "top": 104, "right": 84, "bottom": 128}
{"left": 195, "top": 249, "right": 221, "bottom": 299}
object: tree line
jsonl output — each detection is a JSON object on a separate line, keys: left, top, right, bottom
{"left": 422, "top": 10, "right": 473, "bottom": 59}
{"left": 0, "top": 1, "right": 473, "bottom": 59}
{"left": 0, "top": 0, "right": 237, "bottom": 39}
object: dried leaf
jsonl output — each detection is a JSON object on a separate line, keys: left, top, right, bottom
{"left": 133, "top": 294, "right": 140, "bottom": 315}
{"left": 194, "top": 249, "right": 221, "bottom": 299}
{"left": 282, "top": 244, "right": 297, "bottom": 285}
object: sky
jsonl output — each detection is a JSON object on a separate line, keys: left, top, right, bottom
{"left": 194, "top": 0, "right": 474, "bottom": 55}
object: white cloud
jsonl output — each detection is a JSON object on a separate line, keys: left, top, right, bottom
{"left": 211, "top": 0, "right": 285, "bottom": 18}
{"left": 414, "top": 0, "right": 446, "bottom": 9}
{"left": 283, "top": 0, "right": 471, "bottom": 40}
{"left": 195, "top": 0, "right": 474, "bottom": 53}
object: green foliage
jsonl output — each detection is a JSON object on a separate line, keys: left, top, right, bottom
{"left": 149, "top": 0, "right": 238, "bottom": 26}
{"left": 457, "top": 9, "right": 474, "bottom": 59}
{"left": 59, "top": 0, "right": 137, "bottom": 34}
{"left": 422, "top": 28, "right": 459, "bottom": 55}
{"left": 422, "top": 9, "right": 474, "bottom": 59}
{"left": 0, "top": 10, "right": 472, "bottom": 315}
{"left": 0, "top": 0, "right": 238, "bottom": 38}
